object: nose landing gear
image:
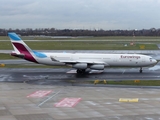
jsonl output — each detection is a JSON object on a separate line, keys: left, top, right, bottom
{"left": 139, "top": 67, "right": 142, "bottom": 73}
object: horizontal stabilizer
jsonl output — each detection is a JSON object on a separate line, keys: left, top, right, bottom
{"left": 11, "top": 53, "right": 25, "bottom": 58}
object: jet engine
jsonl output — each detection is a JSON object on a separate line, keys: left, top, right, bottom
{"left": 72, "top": 63, "right": 87, "bottom": 69}
{"left": 90, "top": 65, "right": 104, "bottom": 70}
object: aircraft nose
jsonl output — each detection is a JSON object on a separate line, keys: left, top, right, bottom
{"left": 152, "top": 59, "right": 158, "bottom": 64}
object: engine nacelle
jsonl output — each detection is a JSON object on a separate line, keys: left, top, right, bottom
{"left": 90, "top": 65, "right": 104, "bottom": 70}
{"left": 72, "top": 63, "right": 87, "bottom": 69}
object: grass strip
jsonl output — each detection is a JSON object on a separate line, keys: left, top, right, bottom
{"left": 0, "top": 41, "right": 158, "bottom": 50}
{"left": 1, "top": 36, "right": 160, "bottom": 40}
{"left": 79, "top": 80, "right": 160, "bottom": 86}
{"left": 0, "top": 42, "right": 158, "bottom": 60}
{"left": 0, "top": 53, "right": 17, "bottom": 59}
{"left": 0, "top": 64, "right": 70, "bottom": 68}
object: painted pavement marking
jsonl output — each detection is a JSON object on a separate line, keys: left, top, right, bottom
{"left": 55, "top": 98, "right": 81, "bottom": 107}
{"left": 67, "top": 70, "right": 103, "bottom": 74}
{"left": 38, "top": 90, "right": 61, "bottom": 107}
{"left": 27, "top": 90, "right": 52, "bottom": 98}
{"left": 119, "top": 98, "right": 139, "bottom": 102}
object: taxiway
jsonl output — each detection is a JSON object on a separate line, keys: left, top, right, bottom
{"left": 0, "top": 64, "right": 160, "bottom": 85}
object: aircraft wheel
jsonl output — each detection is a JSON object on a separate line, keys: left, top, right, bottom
{"left": 77, "top": 69, "right": 86, "bottom": 74}
{"left": 77, "top": 69, "right": 80, "bottom": 73}
{"left": 139, "top": 68, "right": 142, "bottom": 73}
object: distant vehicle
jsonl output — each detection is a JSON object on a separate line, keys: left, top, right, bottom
{"left": 8, "top": 32, "right": 157, "bottom": 74}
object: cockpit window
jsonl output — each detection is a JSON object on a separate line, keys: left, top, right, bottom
{"left": 150, "top": 58, "right": 153, "bottom": 61}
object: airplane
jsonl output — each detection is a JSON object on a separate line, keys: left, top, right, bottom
{"left": 8, "top": 32, "right": 158, "bottom": 74}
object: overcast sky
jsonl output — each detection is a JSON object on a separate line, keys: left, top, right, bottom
{"left": 0, "top": 0, "right": 160, "bottom": 30}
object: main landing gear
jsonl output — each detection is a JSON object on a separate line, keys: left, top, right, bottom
{"left": 139, "top": 67, "right": 142, "bottom": 73}
{"left": 77, "top": 69, "right": 86, "bottom": 74}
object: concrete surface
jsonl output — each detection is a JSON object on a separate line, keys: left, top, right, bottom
{"left": 0, "top": 82, "right": 160, "bottom": 120}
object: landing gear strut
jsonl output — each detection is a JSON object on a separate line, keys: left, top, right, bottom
{"left": 139, "top": 67, "right": 142, "bottom": 73}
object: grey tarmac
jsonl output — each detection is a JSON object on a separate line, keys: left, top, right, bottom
{"left": 0, "top": 64, "right": 160, "bottom": 119}
{"left": 0, "top": 65, "right": 160, "bottom": 84}
{"left": 0, "top": 81, "right": 160, "bottom": 119}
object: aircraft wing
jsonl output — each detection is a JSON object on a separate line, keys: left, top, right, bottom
{"left": 50, "top": 56, "right": 106, "bottom": 65}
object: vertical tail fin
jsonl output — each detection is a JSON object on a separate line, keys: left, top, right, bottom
{"left": 8, "top": 32, "right": 38, "bottom": 63}
{"left": 8, "top": 32, "right": 32, "bottom": 54}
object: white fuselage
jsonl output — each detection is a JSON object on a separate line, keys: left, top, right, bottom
{"left": 34, "top": 53, "right": 157, "bottom": 67}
